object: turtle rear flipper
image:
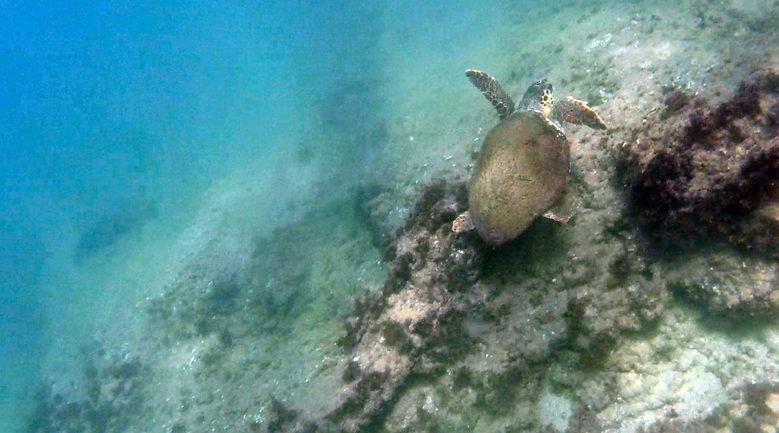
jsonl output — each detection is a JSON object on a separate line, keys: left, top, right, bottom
{"left": 452, "top": 211, "right": 475, "bottom": 233}
{"left": 542, "top": 210, "right": 572, "bottom": 223}
{"left": 542, "top": 188, "right": 578, "bottom": 223}
{"left": 554, "top": 96, "right": 607, "bottom": 130}
{"left": 466, "top": 69, "right": 515, "bottom": 120}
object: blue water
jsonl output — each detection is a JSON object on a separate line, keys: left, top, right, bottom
{"left": 1, "top": 0, "right": 333, "bottom": 427}
{"left": 1, "top": 0, "right": 508, "bottom": 429}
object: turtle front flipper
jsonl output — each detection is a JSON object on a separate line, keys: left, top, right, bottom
{"left": 554, "top": 96, "right": 607, "bottom": 130}
{"left": 466, "top": 69, "right": 515, "bottom": 120}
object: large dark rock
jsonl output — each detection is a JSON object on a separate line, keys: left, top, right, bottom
{"left": 620, "top": 70, "right": 779, "bottom": 253}
{"left": 620, "top": 69, "right": 779, "bottom": 318}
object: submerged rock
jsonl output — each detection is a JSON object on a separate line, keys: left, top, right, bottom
{"left": 664, "top": 247, "right": 779, "bottom": 318}
{"left": 249, "top": 174, "right": 486, "bottom": 432}
{"left": 620, "top": 69, "right": 779, "bottom": 318}
{"left": 262, "top": 164, "right": 666, "bottom": 431}
{"left": 620, "top": 69, "right": 779, "bottom": 254}
{"left": 25, "top": 344, "right": 147, "bottom": 433}
{"left": 637, "top": 381, "right": 779, "bottom": 432}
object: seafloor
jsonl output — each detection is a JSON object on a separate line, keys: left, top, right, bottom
{"left": 26, "top": 0, "right": 779, "bottom": 432}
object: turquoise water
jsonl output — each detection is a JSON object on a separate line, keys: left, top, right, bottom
{"left": 1, "top": 0, "right": 500, "bottom": 428}
{"left": 3, "top": 0, "right": 778, "bottom": 431}
{"left": 0, "top": 0, "right": 334, "bottom": 427}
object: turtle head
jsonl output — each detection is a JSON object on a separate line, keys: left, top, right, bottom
{"left": 519, "top": 79, "right": 554, "bottom": 118}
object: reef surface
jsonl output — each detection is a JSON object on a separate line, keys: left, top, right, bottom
{"left": 25, "top": 1, "right": 779, "bottom": 432}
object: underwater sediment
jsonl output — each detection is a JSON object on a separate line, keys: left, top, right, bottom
{"left": 620, "top": 69, "right": 779, "bottom": 318}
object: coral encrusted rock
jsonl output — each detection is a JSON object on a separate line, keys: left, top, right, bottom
{"left": 620, "top": 69, "right": 779, "bottom": 318}
{"left": 620, "top": 69, "right": 779, "bottom": 254}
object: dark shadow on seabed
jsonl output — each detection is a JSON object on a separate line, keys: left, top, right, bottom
{"left": 72, "top": 199, "right": 159, "bottom": 264}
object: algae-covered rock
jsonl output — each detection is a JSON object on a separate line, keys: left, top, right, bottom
{"left": 620, "top": 69, "right": 779, "bottom": 254}
{"left": 664, "top": 247, "right": 779, "bottom": 318}
{"left": 258, "top": 174, "right": 484, "bottom": 432}
{"left": 637, "top": 381, "right": 779, "bottom": 432}
{"left": 620, "top": 69, "right": 779, "bottom": 317}
{"left": 26, "top": 344, "right": 147, "bottom": 433}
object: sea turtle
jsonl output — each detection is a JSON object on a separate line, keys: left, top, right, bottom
{"left": 452, "top": 69, "right": 607, "bottom": 245}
